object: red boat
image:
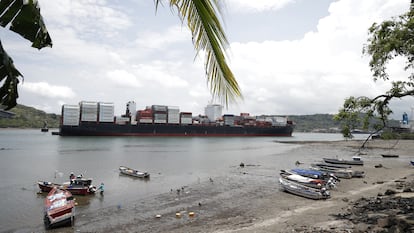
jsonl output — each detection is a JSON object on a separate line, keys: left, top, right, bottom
{"left": 38, "top": 177, "right": 97, "bottom": 195}
{"left": 43, "top": 187, "right": 75, "bottom": 229}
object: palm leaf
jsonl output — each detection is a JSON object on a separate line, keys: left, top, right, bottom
{"left": 0, "top": 0, "right": 52, "bottom": 110}
{"left": 156, "top": 0, "right": 242, "bottom": 106}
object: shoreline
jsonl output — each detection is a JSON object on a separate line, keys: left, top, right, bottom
{"left": 36, "top": 140, "right": 414, "bottom": 233}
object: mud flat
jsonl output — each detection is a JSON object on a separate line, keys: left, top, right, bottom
{"left": 44, "top": 139, "right": 414, "bottom": 233}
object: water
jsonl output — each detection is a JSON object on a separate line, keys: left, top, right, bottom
{"left": 0, "top": 129, "right": 366, "bottom": 232}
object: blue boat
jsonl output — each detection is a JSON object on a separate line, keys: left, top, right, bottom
{"left": 289, "top": 168, "right": 327, "bottom": 179}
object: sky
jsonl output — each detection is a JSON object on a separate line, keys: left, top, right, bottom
{"left": 1, "top": 0, "right": 413, "bottom": 120}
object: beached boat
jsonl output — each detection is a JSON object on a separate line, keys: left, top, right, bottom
{"left": 310, "top": 165, "right": 353, "bottom": 179}
{"left": 282, "top": 168, "right": 325, "bottom": 179}
{"left": 38, "top": 177, "right": 97, "bottom": 195}
{"left": 312, "top": 163, "right": 351, "bottom": 169}
{"left": 323, "top": 157, "right": 364, "bottom": 166}
{"left": 43, "top": 187, "right": 75, "bottom": 229}
{"left": 119, "top": 166, "right": 150, "bottom": 178}
{"left": 279, "top": 172, "right": 326, "bottom": 189}
{"left": 283, "top": 168, "right": 340, "bottom": 186}
{"left": 279, "top": 176, "right": 330, "bottom": 200}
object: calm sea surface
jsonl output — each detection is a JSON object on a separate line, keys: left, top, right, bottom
{"left": 0, "top": 129, "right": 367, "bottom": 232}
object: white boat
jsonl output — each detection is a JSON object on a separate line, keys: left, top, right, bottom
{"left": 119, "top": 166, "right": 150, "bottom": 178}
{"left": 279, "top": 176, "right": 330, "bottom": 200}
{"left": 280, "top": 172, "right": 326, "bottom": 189}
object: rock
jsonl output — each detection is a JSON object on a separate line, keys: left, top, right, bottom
{"left": 384, "top": 189, "right": 396, "bottom": 195}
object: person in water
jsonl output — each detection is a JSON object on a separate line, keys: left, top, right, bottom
{"left": 69, "top": 172, "right": 75, "bottom": 184}
{"left": 98, "top": 182, "right": 104, "bottom": 195}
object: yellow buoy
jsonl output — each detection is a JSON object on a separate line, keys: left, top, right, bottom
{"left": 175, "top": 213, "right": 181, "bottom": 218}
{"left": 189, "top": 212, "right": 195, "bottom": 217}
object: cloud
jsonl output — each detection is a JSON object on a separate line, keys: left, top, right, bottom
{"left": 21, "top": 82, "right": 76, "bottom": 98}
{"left": 225, "top": 0, "right": 411, "bottom": 115}
{"left": 134, "top": 25, "right": 191, "bottom": 49}
{"left": 133, "top": 62, "right": 189, "bottom": 88}
{"left": 106, "top": 69, "right": 141, "bottom": 87}
{"left": 40, "top": 0, "right": 132, "bottom": 39}
{"left": 224, "top": 0, "right": 295, "bottom": 13}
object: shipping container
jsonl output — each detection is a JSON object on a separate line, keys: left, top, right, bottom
{"left": 62, "top": 105, "right": 80, "bottom": 126}
{"left": 154, "top": 119, "right": 167, "bottom": 124}
{"left": 152, "top": 105, "right": 168, "bottom": 112}
{"left": 79, "top": 101, "right": 98, "bottom": 122}
{"left": 223, "top": 114, "right": 235, "bottom": 126}
{"left": 139, "top": 118, "right": 153, "bottom": 124}
{"left": 98, "top": 102, "right": 114, "bottom": 122}
{"left": 168, "top": 107, "right": 180, "bottom": 124}
{"left": 115, "top": 116, "right": 130, "bottom": 125}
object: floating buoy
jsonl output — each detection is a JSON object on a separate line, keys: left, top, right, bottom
{"left": 155, "top": 214, "right": 161, "bottom": 218}
{"left": 189, "top": 212, "right": 195, "bottom": 217}
{"left": 175, "top": 213, "right": 181, "bottom": 218}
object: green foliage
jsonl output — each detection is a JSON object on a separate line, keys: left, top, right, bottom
{"left": 0, "top": 104, "right": 60, "bottom": 128}
{"left": 336, "top": 4, "right": 414, "bottom": 138}
{"left": 0, "top": 0, "right": 52, "bottom": 110}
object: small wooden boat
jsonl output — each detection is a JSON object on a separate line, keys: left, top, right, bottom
{"left": 119, "top": 166, "right": 150, "bottom": 178}
{"left": 323, "top": 157, "right": 364, "bottom": 166}
{"left": 381, "top": 154, "right": 399, "bottom": 158}
{"left": 279, "top": 176, "right": 330, "bottom": 200}
{"left": 43, "top": 187, "right": 75, "bottom": 229}
{"left": 38, "top": 177, "right": 97, "bottom": 195}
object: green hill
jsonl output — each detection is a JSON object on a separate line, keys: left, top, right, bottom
{"left": 289, "top": 114, "right": 340, "bottom": 132}
{"left": 0, "top": 105, "right": 60, "bottom": 128}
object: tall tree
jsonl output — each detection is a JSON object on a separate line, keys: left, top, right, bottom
{"left": 0, "top": 0, "right": 241, "bottom": 110}
{"left": 335, "top": 2, "right": 414, "bottom": 139}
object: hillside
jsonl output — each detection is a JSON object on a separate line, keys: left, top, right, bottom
{"left": 288, "top": 114, "right": 340, "bottom": 132}
{"left": 0, "top": 105, "right": 60, "bottom": 128}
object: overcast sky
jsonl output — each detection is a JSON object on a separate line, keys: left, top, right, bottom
{"left": 1, "top": 0, "right": 413, "bottom": 120}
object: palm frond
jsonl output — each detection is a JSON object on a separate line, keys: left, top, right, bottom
{"left": 156, "top": 0, "right": 242, "bottom": 106}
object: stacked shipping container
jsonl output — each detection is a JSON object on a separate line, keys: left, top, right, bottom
{"left": 62, "top": 105, "right": 80, "bottom": 126}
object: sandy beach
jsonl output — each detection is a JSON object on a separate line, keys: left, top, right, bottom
{"left": 44, "top": 139, "right": 414, "bottom": 233}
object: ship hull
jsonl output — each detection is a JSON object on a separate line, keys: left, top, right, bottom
{"left": 60, "top": 122, "right": 294, "bottom": 137}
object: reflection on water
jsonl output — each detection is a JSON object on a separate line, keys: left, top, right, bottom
{"left": 0, "top": 129, "right": 356, "bottom": 231}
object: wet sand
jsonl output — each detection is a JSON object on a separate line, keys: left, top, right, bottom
{"left": 44, "top": 139, "right": 414, "bottom": 233}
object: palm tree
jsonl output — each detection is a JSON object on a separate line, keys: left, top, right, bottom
{"left": 0, "top": 0, "right": 241, "bottom": 110}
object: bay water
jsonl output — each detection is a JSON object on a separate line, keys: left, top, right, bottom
{"left": 0, "top": 129, "right": 359, "bottom": 232}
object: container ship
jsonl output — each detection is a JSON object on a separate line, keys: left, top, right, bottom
{"left": 59, "top": 101, "right": 294, "bottom": 137}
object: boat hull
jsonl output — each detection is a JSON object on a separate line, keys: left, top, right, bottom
{"left": 323, "top": 158, "right": 364, "bottom": 166}
{"left": 60, "top": 122, "right": 294, "bottom": 137}
{"left": 279, "top": 177, "right": 330, "bottom": 200}
{"left": 119, "top": 166, "right": 150, "bottom": 178}
{"left": 38, "top": 181, "right": 96, "bottom": 195}
{"left": 44, "top": 188, "right": 75, "bottom": 229}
